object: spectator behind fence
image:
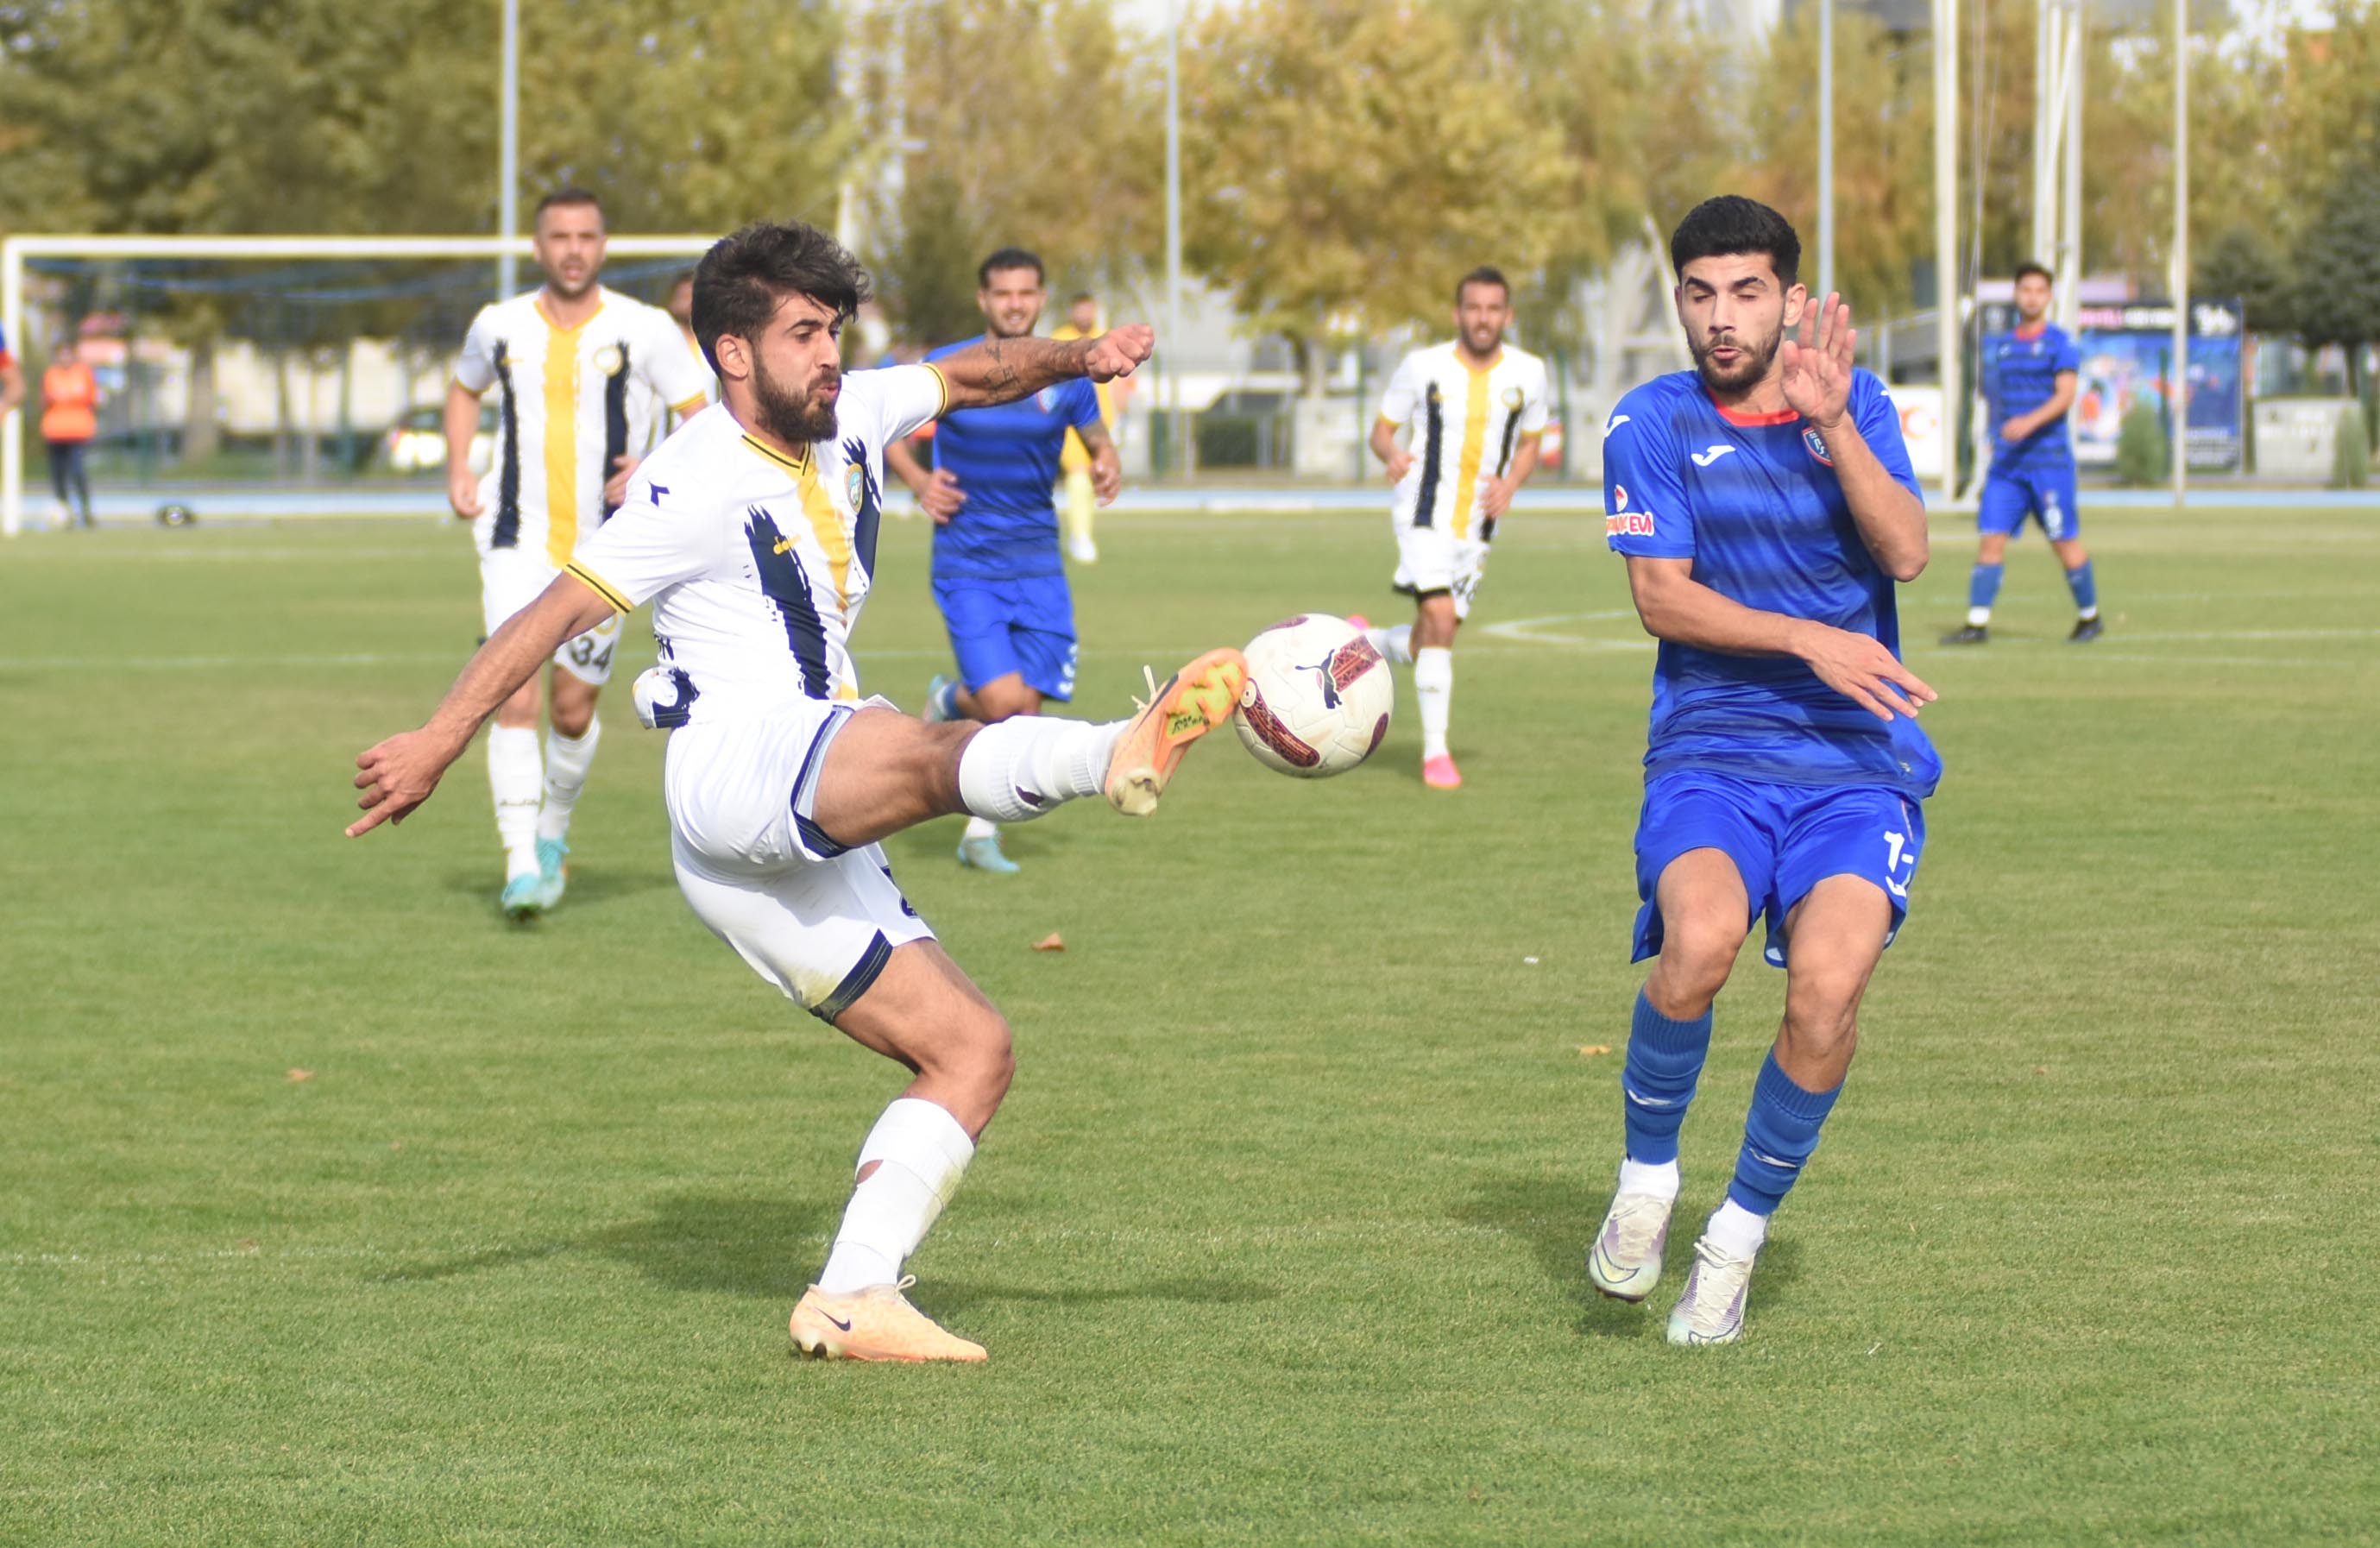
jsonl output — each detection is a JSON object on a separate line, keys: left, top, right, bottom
{"left": 41, "top": 337, "right": 100, "bottom": 529}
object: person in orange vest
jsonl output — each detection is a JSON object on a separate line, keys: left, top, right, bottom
{"left": 41, "top": 337, "right": 100, "bottom": 528}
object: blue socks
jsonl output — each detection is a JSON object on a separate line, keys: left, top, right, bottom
{"left": 1967, "top": 561, "right": 2005, "bottom": 618}
{"left": 1620, "top": 990, "right": 1713, "bottom": 1165}
{"left": 2065, "top": 558, "right": 2099, "bottom": 618}
{"left": 1726, "top": 1053, "right": 1843, "bottom": 1216}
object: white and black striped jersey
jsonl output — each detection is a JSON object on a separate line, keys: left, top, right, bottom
{"left": 453, "top": 287, "right": 714, "bottom": 568}
{"left": 1377, "top": 342, "right": 1552, "bottom": 541}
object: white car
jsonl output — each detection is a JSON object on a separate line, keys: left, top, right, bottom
{"left": 382, "top": 404, "right": 494, "bottom": 474}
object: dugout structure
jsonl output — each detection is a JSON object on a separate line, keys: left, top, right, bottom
{"left": 0, "top": 235, "right": 716, "bottom": 537}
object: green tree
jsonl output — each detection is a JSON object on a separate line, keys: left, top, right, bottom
{"left": 855, "top": 0, "right": 1161, "bottom": 349}
{"left": 2288, "top": 140, "right": 2380, "bottom": 415}
{"left": 1181, "top": 0, "right": 1574, "bottom": 387}
{"left": 2195, "top": 223, "right": 2295, "bottom": 335}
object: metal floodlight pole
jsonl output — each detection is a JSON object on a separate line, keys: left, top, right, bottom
{"left": 1934, "top": 0, "right": 1959, "bottom": 505}
{"left": 1164, "top": 0, "right": 1186, "bottom": 480}
{"left": 2062, "top": 0, "right": 2084, "bottom": 330}
{"left": 499, "top": 0, "right": 520, "bottom": 299}
{"left": 1818, "top": 0, "right": 1835, "bottom": 305}
{"left": 2171, "top": 0, "right": 2188, "bottom": 507}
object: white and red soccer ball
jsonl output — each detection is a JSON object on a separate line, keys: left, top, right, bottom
{"left": 1231, "top": 614, "right": 1393, "bottom": 778}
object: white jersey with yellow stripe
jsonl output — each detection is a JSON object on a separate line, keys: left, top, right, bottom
{"left": 1377, "top": 341, "right": 1552, "bottom": 541}
{"left": 454, "top": 286, "right": 715, "bottom": 569}
{"left": 564, "top": 362, "right": 950, "bottom": 727}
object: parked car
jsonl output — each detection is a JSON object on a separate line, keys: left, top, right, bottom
{"left": 382, "top": 403, "right": 494, "bottom": 474}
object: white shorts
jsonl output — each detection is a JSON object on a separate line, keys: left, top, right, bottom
{"left": 663, "top": 696, "right": 935, "bottom": 1022}
{"left": 481, "top": 547, "right": 622, "bottom": 687}
{"left": 1390, "top": 522, "right": 1489, "bottom": 621}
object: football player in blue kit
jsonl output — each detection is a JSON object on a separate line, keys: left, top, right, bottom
{"left": 1588, "top": 197, "right": 1942, "bottom": 1346}
{"left": 1943, "top": 261, "right": 2102, "bottom": 645}
{"left": 885, "top": 247, "right": 1120, "bottom": 874}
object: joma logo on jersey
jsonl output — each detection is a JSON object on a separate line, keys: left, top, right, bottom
{"left": 772, "top": 536, "right": 795, "bottom": 556}
{"left": 1691, "top": 444, "right": 1737, "bottom": 468}
{"left": 1606, "top": 511, "right": 1656, "bottom": 537}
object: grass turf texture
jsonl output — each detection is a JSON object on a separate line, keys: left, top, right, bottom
{"left": 3, "top": 506, "right": 2375, "bottom": 1545}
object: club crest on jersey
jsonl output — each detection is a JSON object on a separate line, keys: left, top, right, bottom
{"left": 1036, "top": 387, "right": 1058, "bottom": 413}
{"left": 846, "top": 464, "right": 866, "bottom": 509}
{"left": 592, "top": 344, "right": 625, "bottom": 377}
{"left": 1502, "top": 385, "right": 1526, "bottom": 412}
{"left": 1612, "top": 483, "right": 1629, "bottom": 510}
{"left": 1803, "top": 426, "right": 1835, "bottom": 467}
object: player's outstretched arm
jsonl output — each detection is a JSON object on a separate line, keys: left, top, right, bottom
{"left": 347, "top": 575, "right": 617, "bottom": 837}
{"left": 935, "top": 326, "right": 1155, "bottom": 411}
{"left": 1625, "top": 556, "right": 1936, "bottom": 723}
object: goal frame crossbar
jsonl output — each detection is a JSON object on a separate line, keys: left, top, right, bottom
{"left": 1, "top": 233, "right": 717, "bottom": 536}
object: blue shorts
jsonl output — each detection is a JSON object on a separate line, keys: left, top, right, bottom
{"left": 933, "top": 572, "right": 1079, "bottom": 702}
{"left": 1631, "top": 770, "right": 1925, "bottom": 969}
{"left": 1979, "top": 464, "right": 2081, "bottom": 541}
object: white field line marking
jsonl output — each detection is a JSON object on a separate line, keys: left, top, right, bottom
{"left": 1476, "top": 610, "right": 1651, "bottom": 650}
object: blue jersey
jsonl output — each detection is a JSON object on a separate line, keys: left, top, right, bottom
{"left": 1602, "top": 369, "right": 1941, "bottom": 797}
{"left": 1984, "top": 323, "right": 2080, "bottom": 472}
{"left": 921, "top": 338, "right": 1100, "bottom": 581}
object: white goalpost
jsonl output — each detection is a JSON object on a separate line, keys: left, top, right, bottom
{"left": 1, "top": 233, "right": 716, "bottom": 538}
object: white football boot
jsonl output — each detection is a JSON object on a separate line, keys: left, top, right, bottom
{"left": 1586, "top": 1186, "right": 1674, "bottom": 1302}
{"left": 1665, "top": 1233, "right": 1759, "bottom": 1346}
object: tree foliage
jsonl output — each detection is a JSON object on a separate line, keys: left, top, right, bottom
{"left": 856, "top": 0, "right": 1162, "bottom": 349}
{"left": 1180, "top": 0, "right": 1574, "bottom": 381}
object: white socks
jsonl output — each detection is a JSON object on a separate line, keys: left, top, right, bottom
{"left": 1363, "top": 624, "right": 1414, "bottom": 665}
{"left": 537, "top": 717, "right": 601, "bottom": 843}
{"left": 817, "top": 1097, "right": 977, "bottom": 1293}
{"left": 1414, "top": 647, "right": 1453, "bottom": 760}
{"left": 960, "top": 815, "right": 999, "bottom": 842}
{"left": 1706, "top": 1197, "right": 1770, "bottom": 1258}
{"left": 1618, "top": 1157, "right": 1681, "bottom": 1201}
{"left": 487, "top": 726, "right": 542, "bottom": 879}
{"left": 955, "top": 715, "right": 1124, "bottom": 824}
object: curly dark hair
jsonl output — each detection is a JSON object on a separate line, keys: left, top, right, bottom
{"left": 1669, "top": 196, "right": 1801, "bottom": 288}
{"left": 691, "top": 220, "right": 873, "bottom": 376}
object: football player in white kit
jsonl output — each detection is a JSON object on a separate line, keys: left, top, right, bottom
{"left": 446, "top": 188, "right": 714, "bottom": 918}
{"left": 350, "top": 220, "right": 1250, "bottom": 1363}
{"left": 1357, "top": 267, "right": 1551, "bottom": 790}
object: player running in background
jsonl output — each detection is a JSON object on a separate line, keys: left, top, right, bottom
{"left": 1357, "top": 267, "right": 1549, "bottom": 790}
{"left": 350, "top": 218, "right": 1247, "bottom": 1362}
{"left": 1590, "top": 197, "right": 1941, "bottom": 1346}
{"left": 1049, "top": 290, "right": 1117, "bottom": 564}
{"left": 885, "top": 248, "right": 1120, "bottom": 875}
{"left": 446, "top": 188, "right": 712, "bottom": 918}
{"left": 1943, "top": 261, "right": 2102, "bottom": 645}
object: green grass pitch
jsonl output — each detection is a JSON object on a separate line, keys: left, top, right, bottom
{"left": 3, "top": 503, "right": 2375, "bottom": 1545}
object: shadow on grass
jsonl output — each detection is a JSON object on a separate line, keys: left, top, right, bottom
{"left": 441, "top": 865, "right": 676, "bottom": 912}
{"left": 1452, "top": 1170, "right": 1808, "bottom": 1339}
{"left": 378, "top": 1192, "right": 1282, "bottom": 1312}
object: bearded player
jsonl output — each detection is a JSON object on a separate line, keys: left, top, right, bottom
{"left": 1357, "top": 267, "right": 1550, "bottom": 790}
{"left": 1942, "top": 261, "right": 2102, "bottom": 645}
{"left": 353, "top": 220, "right": 1246, "bottom": 1362}
{"left": 446, "top": 188, "right": 711, "bottom": 917}
{"left": 1588, "top": 197, "right": 1941, "bottom": 1346}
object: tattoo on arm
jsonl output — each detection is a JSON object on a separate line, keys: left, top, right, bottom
{"left": 940, "top": 336, "right": 1092, "bottom": 410}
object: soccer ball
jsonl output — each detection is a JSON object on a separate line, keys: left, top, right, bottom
{"left": 1231, "top": 614, "right": 1393, "bottom": 777}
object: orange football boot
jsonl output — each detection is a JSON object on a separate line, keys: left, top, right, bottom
{"left": 1104, "top": 648, "right": 1250, "bottom": 815}
{"left": 789, "top": 1278, "right": 986, "bottom": 1363}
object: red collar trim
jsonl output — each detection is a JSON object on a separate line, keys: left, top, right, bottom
{"left": 2014, "top": 320, "right": 2048, "bottom": 339}
{"left": 1706, "top": 392, "right": 1800, "bottom": 427}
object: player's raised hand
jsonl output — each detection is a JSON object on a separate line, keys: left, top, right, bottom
{"left": 448, "top": 465, "right": 484, "bottom": 520}
{"left": 1779, "top": 292, "right": 1855, "bottom": 429}
{"left": 1083, "top": 325, "right": 1155, "bottom": 382}
{"left": 918, "top": 468, "right": 966, "bottom": 525}
{"left": 347, "top": 728, "right": 466, "bottom": 838}
{"left": 1797, "top": 622, "right": 1937, "bottom": 723}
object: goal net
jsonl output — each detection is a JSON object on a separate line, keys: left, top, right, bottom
{"left": 1, "top": 236, "right": 715, "bottom": 536}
